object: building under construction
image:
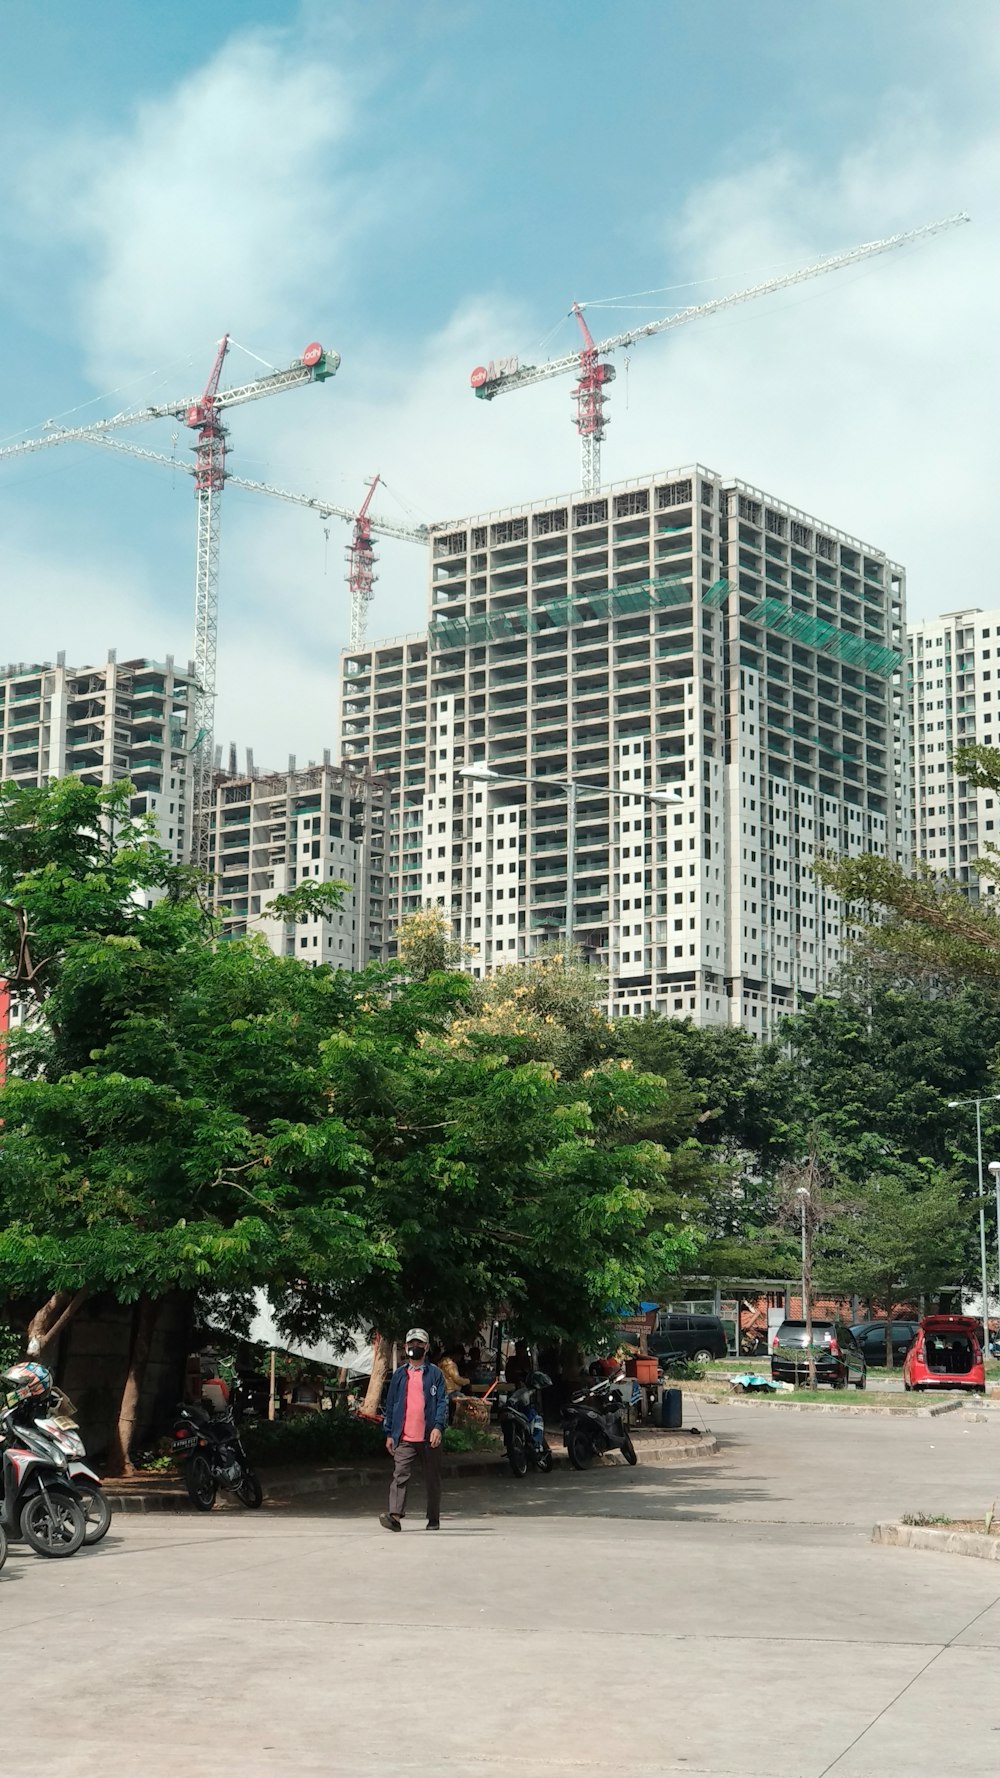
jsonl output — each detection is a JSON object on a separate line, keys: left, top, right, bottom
{"left": 340, "top": 464, "right": 906, "bottom": 1033}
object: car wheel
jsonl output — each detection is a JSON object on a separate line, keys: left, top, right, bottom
{"left": 691, "top": 1350, "right": 715, "bottom": 1365}
{"left": 855, "top": 1371, "right": 866, "bottom": 1391}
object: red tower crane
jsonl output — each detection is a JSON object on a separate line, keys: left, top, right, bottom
{"left": 0, "top": 334, "right": 339, "bottom": 862}
{"left": 470, "top": 212, "right": 969, "bottom": 493}
{"left": 347, "top": 474, "right": 381, "bottom": 649}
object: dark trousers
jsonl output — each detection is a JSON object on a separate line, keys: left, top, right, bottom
{"left": 388, "top": 1439, "right": 441, "bottom": 1521}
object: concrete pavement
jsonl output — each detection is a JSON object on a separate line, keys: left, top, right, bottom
{"left": 3, "top": 1402, "right": 1000, "bottom": 1777}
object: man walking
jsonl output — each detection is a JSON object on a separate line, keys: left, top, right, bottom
{"left": 380, "top": 1328, "right": 448, "bottom": 1532}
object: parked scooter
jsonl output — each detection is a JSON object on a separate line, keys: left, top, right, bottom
{"left": 169, "top": 1396, "right": 263, "bottom": 1511}
{"left": 42, "top": 1388, "right": 111, "bottom": 1545}
{"left": 562, "top": 1371, "right": 637, "bottom": 1470}
{"left": 499, "top": 1370, "right": 553, "bottom": 1476}
{"left": 0, "top": 1363, "right": 88, "bottom": 1557}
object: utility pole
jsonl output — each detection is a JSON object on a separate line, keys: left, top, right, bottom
{"left": 796, "top": 1184, "right": 816, "bottom": 1389}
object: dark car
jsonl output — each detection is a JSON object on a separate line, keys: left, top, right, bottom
{"left": 849, "top": 1319, "right": 918, "bottom": 1369}
{"left": 770, "top": 1318, "right": 866, "bottom": 1390}
{"left": 648, "top": 1314, "right": 728, "bottom": 1365}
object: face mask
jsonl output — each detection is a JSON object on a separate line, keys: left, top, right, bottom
{"left": 406, "top": 1345, "right": 426, "bottom": 1361}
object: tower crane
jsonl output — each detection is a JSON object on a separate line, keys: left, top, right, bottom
{"left": 0, "top": 333, "right": 342, "bottom": 862}
{"left": 72, "top": 437, "right": 428, "bottom": 648}
{"left": 347, "top": 474, "right": 382, "bottom": 650}
{"left": 470, "top": 212, "right": 970, "bottom": 494}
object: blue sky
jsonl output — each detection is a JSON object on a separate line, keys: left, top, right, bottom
{"left": 0, "top": 1, "right": 996, "bottom": 758}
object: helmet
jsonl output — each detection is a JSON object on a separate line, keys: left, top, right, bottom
{"left": 2, "top": 1361, "right": 53, "bottom": 1402}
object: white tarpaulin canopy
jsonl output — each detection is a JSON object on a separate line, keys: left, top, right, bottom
{"left": 247, "top": 1293, "right": 375, "bottom": 1374}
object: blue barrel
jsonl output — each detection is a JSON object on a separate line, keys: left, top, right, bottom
{"left": 658, "top": 1387, "right": 683, "bottom": 1429}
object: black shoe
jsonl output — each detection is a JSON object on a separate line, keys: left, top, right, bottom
{"left": 380, "top": 1513, "right": 402, "bottom": 1533}
{"left": 426, "top": 1518, "right": 440, "bottom": 1530}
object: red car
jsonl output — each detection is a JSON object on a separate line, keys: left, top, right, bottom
{"left": 902, "top": 1314, "right": 985, "bottom": 1393}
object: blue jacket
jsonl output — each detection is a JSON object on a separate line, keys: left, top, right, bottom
{"left": 383, "top": 1362, "right": 448, "bottom": 1445}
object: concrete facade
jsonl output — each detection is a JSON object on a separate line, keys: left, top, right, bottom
{"left": 0, "top": 650, "right": 196, "bottom": 864}
{"left": 907, "top": 605, "right": 1000, "bottom": 899}
{"left": 340, "top": 467, "right": 906, "bottom": 1033}
{"left": 209, "top": 758, "right": 389, "bottom": 969}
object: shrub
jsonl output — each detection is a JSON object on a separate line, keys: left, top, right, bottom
{"left": 243, "top": 1411, "right": 386, "bottom": 1468}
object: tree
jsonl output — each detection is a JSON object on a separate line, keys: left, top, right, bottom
{"left": 820, "top": 1162, "right": 964, "bottom": 1366}
{"left": 0, "top": 781, "right": 385, "bottom": 1467}
{"left": 814, "top": 743, "right": 1000, "bottom": 987}
{"left": 1, "top": 780, "right": 708, "bottom": 1467}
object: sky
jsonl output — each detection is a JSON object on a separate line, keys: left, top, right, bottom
{"left": 0, "top": 0, "right": 996, "bottom": 763}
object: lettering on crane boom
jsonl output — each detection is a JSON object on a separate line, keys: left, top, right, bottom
{"left": 470, "top": 356, "right": 519, "bottom": 389}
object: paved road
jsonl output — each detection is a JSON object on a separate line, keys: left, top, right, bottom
{"left": 3, "top": 1402, "right": 1000, "bottom": 1778}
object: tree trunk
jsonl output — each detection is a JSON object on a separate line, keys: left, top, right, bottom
{"left": 26, "top": 1288, "right": 88, "bottom": 1358}
{"left": 106, "top": 1296, "right": 159, "bottom": 1477}
{"left": 884, "top": 1287, "right": 894, "bottom": 1370}
{"left": 361, "top": 1332, "right": 394, "bottom": 1419}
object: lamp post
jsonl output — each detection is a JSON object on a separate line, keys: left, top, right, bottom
{"left": 990, "top": 1158, "right": 1000, "bottom": 1352}
{"left": 795, "top": 1184, "right": 815, "bottom": 1388}
{"left": 458, "top": 763, "right": 682, "bottom": 963}
{"left": 946, "top": 1094, "right": 1000, "bottom": 1361}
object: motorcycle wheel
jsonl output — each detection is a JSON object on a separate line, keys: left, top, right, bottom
{"left": 621, "top": 1436, "right": 638, "bottom": 1466}
{"left": 183, "top": 1454, "right": 217, "bottom": 1512}
{"left": 234, "top": 1466, "right": 263, "bottom": 1509}
{"left": 0, "top": 1523, "right": 7, "bottom": 1572}
{"left": 21, "top": 1487, "right": 86, "bottom": 1557}
{"left": 77, "top": 1484, "right": 113, "bottom": 1545}
{"left": 534, "top": 1442, "right": 553, "bottom": 1474}
{"left": 567, "top": 1428, "right": 594, "bottom": 1471}
{"left": 505, "top": 1429, "right": 529, "bottom": 1477}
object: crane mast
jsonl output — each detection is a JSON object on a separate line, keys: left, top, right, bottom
{"left": 470, "top": 212, "right": 970, "bottom": 493}
{"left": 0, "top": 336, "right": 340, "bottom": 867}
{"left": 347, "top": 475, "right": 381, "bottom": 649}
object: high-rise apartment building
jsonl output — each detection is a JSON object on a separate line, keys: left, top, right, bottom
{"left": 907, "top": 606, "right": 1000, "bottom": 898}
{"left": 340, "top": 467, "right": 905, "bottom": 1033}
{"left": 209, "top": 756, "right": 390, "bottom": 968}
{"left": 0, "top": 651, "right": 196, "bottom": 862}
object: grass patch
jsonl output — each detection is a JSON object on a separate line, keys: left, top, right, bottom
{"left": 901, "top": 1511, "right": 953, "bottom": 1527}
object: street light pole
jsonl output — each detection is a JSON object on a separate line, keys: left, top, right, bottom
{"left": 796, "top": 1185, "right": 815, "bottom": 1389}
{"left": 990, "top": 1159, "right": 1000, "bottom": 1350}
{"left": 975, "top": 1099, "right": 990, "bottom": 1362}
{"left": 947, "top": 1093, "right": 999, "bottom": 1360}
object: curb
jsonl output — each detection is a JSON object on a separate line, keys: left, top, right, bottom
{"left": 872, "top": 1520, "right": 1000, "bottom": 1561}
{"left": 103, "top": 1431, "right": 719, "bottom": 1513}
{"left": 686, "top": 1392, "right": 967, "bottom": 1419}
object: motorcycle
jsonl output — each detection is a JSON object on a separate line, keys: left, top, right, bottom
{"left": 498, "top": 1371, "right": 553, "bottom": 1476}
{"left": 562, "top": 1372, "right": 637, "bottom": 1471}
{"left": 0, "top": 1399, "right": 88, "bottom": 1557}
{"left": 169, "top": 1397, "right": 263, "bottom": 1512}
{"left": 41, "top": 1389, "right": 112, "bottom": 1545}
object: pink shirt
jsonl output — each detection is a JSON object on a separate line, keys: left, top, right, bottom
{"left": 402, "top": 1365, "right": 427, "bottom": 1442}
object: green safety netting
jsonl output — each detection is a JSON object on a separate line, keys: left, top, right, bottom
{"left": 746, "top": 597, "right": 900, "bottom": 679}
{"left": 429, "top": 574, "right": 703, "bottom": 649}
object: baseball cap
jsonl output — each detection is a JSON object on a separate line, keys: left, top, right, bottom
{"left": 405, "top": 1327, "right": 430, "bottom": 1346}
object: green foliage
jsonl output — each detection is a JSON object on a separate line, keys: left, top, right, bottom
{"left": 0, "top": 777, "right": 703, "bottom": 1360}
{"left": 242, "top": 1411, "right": 387, "bottom": 1468}
{"left": 819, "top": 1161, "right": 964, "bottom": 1310}
{"left": 263, "top": 881, "right": 348, "bottom": 924}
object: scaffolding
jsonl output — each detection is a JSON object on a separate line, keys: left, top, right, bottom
{"left": 429, "top": 574, "right": 733, "bottom": 650}
{"left": 746, "top": 597, "right": 902, "bottom": 679}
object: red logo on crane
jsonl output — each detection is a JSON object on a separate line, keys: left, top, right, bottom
{"left": 302, "top": 342, "right": 324, "bottom": 367}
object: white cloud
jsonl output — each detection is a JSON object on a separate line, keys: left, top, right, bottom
{"left": 3, "top": 11, "right": 999, "bottom": 764}
{"left": 22, "top": 31, "right": 357, "bottom": 385}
